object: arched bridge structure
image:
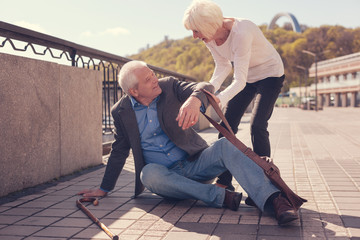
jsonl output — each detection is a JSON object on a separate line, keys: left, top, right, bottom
{"left": 267, "top": 12, "right": 301, "bottom": 33}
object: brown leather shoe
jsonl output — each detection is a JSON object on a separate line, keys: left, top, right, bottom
{"left": 223, "top": 189, "right": 242, "bottom": 211}
{"left": 215, "top": 182, "right": 235, "bottom": 192}
{"left": 273, "top": 194, "right": 299, "bottom": 225}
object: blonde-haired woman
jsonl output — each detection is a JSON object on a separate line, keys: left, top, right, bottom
{"left": 183, "top": 0, "right": 285, "bottom": 195}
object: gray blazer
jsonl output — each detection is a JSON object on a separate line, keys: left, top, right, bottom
{"left": 100, "top": 77, "right": 215, "bottom": 197}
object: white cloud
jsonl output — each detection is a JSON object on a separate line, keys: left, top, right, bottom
{"left": 100, "top": 27, "right": 130, "bottom": 36}
{"left": 14, "top": 21, "right": 48, "bottom": 34}
{"left": 80, "top": 31, "right": 94, "bottom": 37}
{"left": 79, "top": 27, "right": 130, "bottom": 39}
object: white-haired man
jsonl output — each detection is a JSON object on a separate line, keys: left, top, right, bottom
{"left": 78, "top": 60, "right": 299, "bottom": 225}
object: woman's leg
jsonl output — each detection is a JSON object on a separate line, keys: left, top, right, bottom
{"left": 250, "top": 75, "right": 285, "bottom": 157}
{"left": 220, "top": 84, "right": 257, "bottom": 137}
{"left": 216, "top": 84, "right": 256, "bottom": 187}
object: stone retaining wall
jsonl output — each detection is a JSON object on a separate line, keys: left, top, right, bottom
{"left": 0, "top": 53, "right": 102, "bottom": 197}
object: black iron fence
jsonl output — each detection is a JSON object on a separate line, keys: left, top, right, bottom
{"left": 0, "top": 21, "right": 197, "bottom": 134}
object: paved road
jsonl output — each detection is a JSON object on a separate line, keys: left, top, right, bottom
{"left": 0, "top": 107, "right": 359, "bottom": 239}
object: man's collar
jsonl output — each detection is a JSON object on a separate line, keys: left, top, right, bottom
{"left": 130, "top": 96, "right": 160, "bottom": 109}
{"left": 130, "top": 96, "right": 140, "bottom": 108}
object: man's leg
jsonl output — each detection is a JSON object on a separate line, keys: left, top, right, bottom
{"left": 141, "top": 141, "right": 298, "bottom": 224}
{"left": 181, "top": 137, "right": 298, "bottom": 224}
{"left": 183, "top": 138, "right": 280, "bottom": 212}
{"left": 140, "top": 163, "right": 226, "bottom": 208}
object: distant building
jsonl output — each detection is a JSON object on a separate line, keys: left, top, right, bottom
{"left": 308, "top": 52, "right": 360, "bottom": 107}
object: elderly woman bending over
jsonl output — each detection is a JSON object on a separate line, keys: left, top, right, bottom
{"left": 183, "top": 0, "right": 285, "bottom": 193}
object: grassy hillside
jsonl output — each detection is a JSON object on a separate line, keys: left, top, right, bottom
{"left": 130, "top": 24, "right": 360, "bottom": 91}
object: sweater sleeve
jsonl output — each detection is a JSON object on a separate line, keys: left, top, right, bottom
{"left": 207, "top": 44, "right": 232, "bottom": 93}
{"left": 217, "top": 30, "right": 253, "bottom": 105}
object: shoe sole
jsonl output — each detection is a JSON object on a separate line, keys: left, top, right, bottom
{"left": 245, "top": 197, "right": 256, "bottom": 207}
{"left": 278, "top": 212, "right": 299, "bottom": 225}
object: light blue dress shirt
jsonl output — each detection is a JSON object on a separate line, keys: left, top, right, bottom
{"left": 130, "top": 96, "right": 189, "bottom": 167}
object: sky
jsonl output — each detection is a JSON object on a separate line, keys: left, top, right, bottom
{"left": 1, "top": 0, "right": 360, "bottom": 58}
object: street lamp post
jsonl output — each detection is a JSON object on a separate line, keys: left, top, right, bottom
{"left": 296, "top": 65, "right": 308, "bottom": 108}
{"left": 302, "top": 50, "right": 318, "bottom": 111}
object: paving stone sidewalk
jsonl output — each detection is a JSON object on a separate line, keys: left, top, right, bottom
{"left": 0, "top": 107, "right": 359, "bottom": 240}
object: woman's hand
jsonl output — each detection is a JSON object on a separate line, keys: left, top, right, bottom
{"left": 77, "top": 188, "right": 107, "bottom": 198}
{"left": 176, "top": 96, "right": 201, "bottom": 130}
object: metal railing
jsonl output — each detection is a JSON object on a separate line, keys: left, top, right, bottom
{"left": 0, "top": 21, "right": 197, "bottom": 134}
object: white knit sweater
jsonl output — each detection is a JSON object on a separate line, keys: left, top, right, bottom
{"left": 206, "top": 18, "right": 284, "bottom": 105}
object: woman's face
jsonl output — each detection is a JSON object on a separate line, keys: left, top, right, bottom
{"left": 192, "top": 30, "right": 212, "bottom": 43}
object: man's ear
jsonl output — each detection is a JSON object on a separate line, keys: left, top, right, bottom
{"left": 129, "top": 88, "right": 138, "bottom": 97}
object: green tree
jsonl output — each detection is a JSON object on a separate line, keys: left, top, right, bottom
{"left": 129, "top": 24, "right": 360, "bottom": 91}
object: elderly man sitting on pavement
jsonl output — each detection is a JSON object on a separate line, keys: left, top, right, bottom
{"left": 78, "top": 60, "right": 299, "bottom": 225}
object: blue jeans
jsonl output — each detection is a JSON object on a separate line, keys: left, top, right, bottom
{"left": 140, "top": 138, "right": 279, "bottom": 211}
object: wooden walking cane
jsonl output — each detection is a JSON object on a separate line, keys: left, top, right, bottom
{"left": 201, "top": 89, "right": 307, "bottom": 210}
{"left": 76, "top": 198, "right": 119, "bottom": 240}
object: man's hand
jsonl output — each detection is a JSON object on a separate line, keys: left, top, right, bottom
{"left": 176, "top": 96, "right": 201, "bottom": 130}
{"left": 77, "top": 188, "right": 107, "bottom": 198}
{"left": 203, "top": 89, "right": 221, "bottom": 106}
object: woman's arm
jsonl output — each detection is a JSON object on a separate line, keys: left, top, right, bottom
{"left": 207, "top": 44, "right": 232, "bottom": 93}
{"left": 215, "top": 29, "right": 253, "bottom": 105}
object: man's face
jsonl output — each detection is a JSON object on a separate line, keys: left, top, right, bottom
{"left": 130, "top": 66, "right": 162, "bottom": 105}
